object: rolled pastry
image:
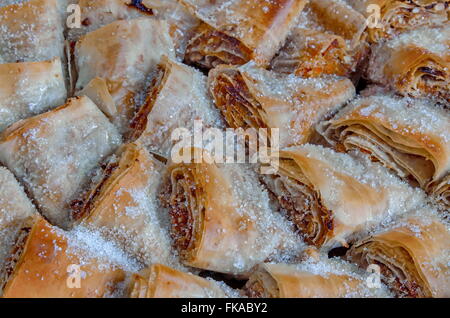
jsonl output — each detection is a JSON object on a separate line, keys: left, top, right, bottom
{"left": 271, "top": 0, "right": 368, "bottom": 77}
{"left": 0, "top": 0, "right": 65, "bottom": 63}
{"left": 347, "top": 215, "right": 450, "bottom": 297}
{"left": 183, "top": 0, "right": 307, "bottom": 70}
{"left": 71, "top": 142, "right": 179, "bottom": 268}
{"left": 0, "top": 168, "right": 37, "bottom": 274}
{"left": 130, "top": 56, "right": 224, "bottom": 157}
{"left": 319, "top": 94, "right": 450, "bottom": 194}
{"left": 262, "top": 144, "right": 424, "bottom": 249}
{"left": 160, "top": 148, "right": 303, "bottom": 276}
{"left": 70, "top": 0, "right": 198, "bottom": 58}
{"left": 208, "top": 63, "right": 355, "bottom": 148}
{"left": 244, "top": 259, "right": 390, "bottom": 298}
{"left": 1, "top": 216, "right": 128, "bottom": 298}
{"left": 347, "top": 0, "right": 448, "bottom": 43}
{"left": 0, "top": 96, "right": 121, "bottom": 228}
{"left": 0, "top": 58, "right": 67, "bottom": 133}
{"left": 74, "top": 18, "right": 175, "bottom": 132}
{"left": 366, "top": 25, "right": 450, "bottom": 102}
{"left": 428, "top": 175, "right": 449, "bottom": 212}
{"left": 129, "top": 264, "right": 230, "bottom": 298}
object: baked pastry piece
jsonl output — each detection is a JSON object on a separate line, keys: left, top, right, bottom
{"left": 347, "top": 0, "right": 448, "bottom": 43}
{"left": 129, "top": 264, "right": 233, "bottom": 298}
{"left": 182, "top": 0, "right": 307, "bottom": 70}
{"left": 244, "top": 258, "right": 390, "bottom": 298}
{"left": 0, "top": 168, "right": 37, "bottom": 276}
{"left": 318, "top": 94, "right": 450, "bottom": 199}
{"left": 347, "top": 213, "right": 450, "bottom": 298}
{"left": 71, "top": 142, "right": 179, "bottom": 268}
{"left": 1, "top": 216, "right": 128, "bottom": 298}
{"left": 366, "top": 25, "right": 450, "bottom": 102}
{"left": 271, "top": 0, "right": 368, "bottom": 78}
{"left": 0, "top": 58, "right": 67, "bottom": 133}
{"left": 130, "top": 56, "right": 224, "bottom": 158}
{"left": 208, "top": 63, "right": 355, "bottom": 148}
{"left": 0, "top": 0, "right": 65, "bottom": 63}
{"left": 0, "top": 96, "right": 121, "bottom": 228}
{"left": 73, "top": 18, "right": 175, "bottom": 132}
{"left": 69, "top": 0, "right": 198, "bottom": 58}
{"left": 261, "top": 144, "right": 425, "bottom": 249}
{"left": 160, "top": 147, "right": 303, "bottom": 276}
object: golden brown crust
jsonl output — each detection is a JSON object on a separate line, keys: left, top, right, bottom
{"left": 319, "top": 95, "right": 450, "bottom": 189}
{"left": 183, "top": 0, "right": 307, "bottom": 69}
{"left": 245, "top": 263, "right": 367, "bottom": 298}
{"left": 272, "top": 29, "right": 352, "bottom": 77}
{"left": 262, "top": 145, "right": 422, "bottom": 249}
{"left": 72, "top": 142, "right": 176, "bottom": 267}
{"left": 271, "top": 0, "right": 368, "bottom": 78}
{"left": 160, "top": 148, "right": 301, "bottom": 275}
{"left": 129, "top": 264, "right": 227, "bottom": 298}
{"left": 347, "top": 217, "right": 450, "bottom": 297}
{"left": 2, "top": 216, "right": 125, "bottom": 298}
{"left": 129, "top": 56, "right": 223, "bottom": 157}
{"left": 74, "top": 18, "right": 175, "bottom": 132}
{"left": 347, "top": 0, "right": 448, "bottom": 43}
{"left": 208, "top": 63, "right": 355, "bottom": 148}
{"left": 367, "top": 25, "right": 450, "bottom": 101}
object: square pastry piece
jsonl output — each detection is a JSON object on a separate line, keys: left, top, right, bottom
{"left": 0, "top": 58, "right": 67, "bottom": 133}
{"left": 0, "top": 96, "right": 121, "bottom": 228}
{"left": 367, "top": 25, "right": 450, "bottom": 103}
{"left": 0, "top": 0, "right": 65, "bottom": 63}
{"left": 271, "top": 0, "right": 368, "bottom": 78}
{"left": 183, "top": 0, "right": 307, "bottom": 70}
{"left": 73, "top": 18, "right": 175, "bottom": 133}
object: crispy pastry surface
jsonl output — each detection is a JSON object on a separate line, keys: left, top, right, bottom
{"left": 0, "top": 96, "right": 121, "bottom": 228}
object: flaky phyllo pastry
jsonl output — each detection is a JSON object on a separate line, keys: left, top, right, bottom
{"left": 0, "top": 168, "right": 37, "bottom": 276}
{"left": 0, "top": 0, "right": 65, "bottom": 63}
{"left": 73, "top": 18, "right": 175, "bottom": 132}
{"left": 71, "top": 142, "right": 179, "bottom": 268}
{"left": 347, "top": 0, "right": 448, "bottom": 43}
{"left": 0, "top": 96, "right": 121, "bottom": 228}
{"left": 271, "top": 0, "right": 368, "bottom": 78}
{"left": 209, "top": 63, "right": 355, "bottom": 148}
{"left": 0, "top": 58, "right": 67, "bottom": 133}
{"left": 319, "top": 94, "right": 450, "bottom": 202}
{"left": 262, "top": 144, "right": 425, "bottom": 249}
{"left": 0, "top": 216, "right": 129, "bottom": 298}
{"left": 130, "top": 56, "right": 224, "bottom": 158}
{"left": 347, "top": 213, "right": 450, "bottom": 298}
{"left": 160, "top": 148, "right": 303, "bottom": 276}
{"left": 182, "top": 0, "right": 307, "bottom": 70}
{"left": 367, "top": 25, "right": 450, "bottom": 102}
{"left": 129, "top": 264, "right": 236, "bottom": 298}
{"left": 70, "top": 0, "right": 198, "bottom": 58}
{"left": 244, "top": 258, "right": 391, "bottom": 298}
